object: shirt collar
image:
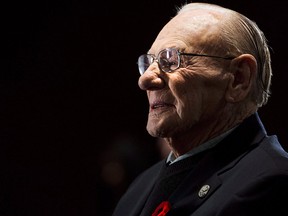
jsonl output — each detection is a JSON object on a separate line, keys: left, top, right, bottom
{"left": 166, "top": 127, "right": 236, "bottom": 165}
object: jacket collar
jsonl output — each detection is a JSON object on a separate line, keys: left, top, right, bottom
{"left": 167, "top": 112, "right": 267, "bottom": 215}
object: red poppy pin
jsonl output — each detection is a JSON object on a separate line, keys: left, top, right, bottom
{"left": 152, "top": 201, "right": 171, "bottom": 216}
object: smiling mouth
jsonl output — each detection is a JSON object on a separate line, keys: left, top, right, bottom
{"left": 150, "top": 102, "right": 174, "bottom": 110}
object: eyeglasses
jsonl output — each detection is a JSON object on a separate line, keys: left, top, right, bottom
{"left": 137, "top": 47, "right": 235, "bottom": 75}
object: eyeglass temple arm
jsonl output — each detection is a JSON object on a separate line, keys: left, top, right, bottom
{"left": 180, "top": 52, "right": 235, "bottom": 60}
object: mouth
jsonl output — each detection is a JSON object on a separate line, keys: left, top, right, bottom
{"left": 150, "top": 101, "right": 174, "bottom": 110}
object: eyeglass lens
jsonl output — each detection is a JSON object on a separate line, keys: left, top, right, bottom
{"left": 138, "top": 48, "right": 180, "bottom": 75}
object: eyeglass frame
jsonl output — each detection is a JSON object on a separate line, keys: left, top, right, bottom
{"left": 137, "top": 47, "right": 236, "bottom": 75}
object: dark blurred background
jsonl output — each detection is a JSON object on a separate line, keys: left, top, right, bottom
{"left": 1, "top": 0, "right": 287, "bottom": 215}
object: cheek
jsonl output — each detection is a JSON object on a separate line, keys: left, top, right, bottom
{"left": 177, "top": 91, "right": 203, "bottom": 121}
{"left": 171, "top": 80, "right": 204, "bottom": 119}
{"left": 168, "top": 68, "right": 227, "bottom": 116}
{"left": 197, "top": 79, "right": 228, "bottom": 118}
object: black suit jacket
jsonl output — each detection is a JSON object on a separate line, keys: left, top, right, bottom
{"left": 113, "top": 113, "right": 288, "bottom": 216}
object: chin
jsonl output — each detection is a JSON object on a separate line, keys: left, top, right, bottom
{"left": 147, "top": 126, "right": 173, "bottom": 138}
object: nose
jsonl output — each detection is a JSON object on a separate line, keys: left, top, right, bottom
{"left": 138, "top": 62, "right": 166, "bottom": 90}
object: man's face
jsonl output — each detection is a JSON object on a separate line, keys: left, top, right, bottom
{"left": 138, "top": 10, "right": 231, "bottom": 139}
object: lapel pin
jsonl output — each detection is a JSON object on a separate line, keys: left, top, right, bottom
{"left": 198, "top": 184, "right": 210, "bottom": 198}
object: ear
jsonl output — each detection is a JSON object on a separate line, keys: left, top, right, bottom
{"left": 225, "top": 54, "right": 257, "bottom": 103}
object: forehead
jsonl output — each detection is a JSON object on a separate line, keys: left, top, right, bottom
{"left": 151, "top": 9, "right": 224, "bottom": 53}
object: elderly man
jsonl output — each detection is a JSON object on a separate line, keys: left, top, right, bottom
{"left": 113, "top": 2, "right": 288, "bottom": 216}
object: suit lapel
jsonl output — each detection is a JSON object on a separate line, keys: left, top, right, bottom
{"left": 127, "top": 161, "right": 165, "bottom": 216}
{"left": 167, "top": 113, "right": 266, "bottom": 215}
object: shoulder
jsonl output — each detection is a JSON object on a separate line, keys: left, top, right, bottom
{"left": 112, "top": 160, "right": 165, "bottom": 215}
{"left": 128, "top": 159, "right": 165, "bottom": 188}
{"left": 227, "top": 134, "right": 288, "bottom": 181}
{"left": 258, "top": 135, "right": 288, "bottom": 172}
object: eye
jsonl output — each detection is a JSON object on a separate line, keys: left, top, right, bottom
{"left": 158, "top": 48, "right": 179, "bottom": 72}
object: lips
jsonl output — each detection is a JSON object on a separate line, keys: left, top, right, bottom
{"left": 150, "top": 101, "right": 173, "bottom": 110}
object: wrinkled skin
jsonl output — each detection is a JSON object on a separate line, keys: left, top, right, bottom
{"left": 138, "top": 7, "right": 257, "bottom": 157}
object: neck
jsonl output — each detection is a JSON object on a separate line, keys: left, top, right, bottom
{"left": 164, "top": 104, "right": 256, "bottom": 157}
